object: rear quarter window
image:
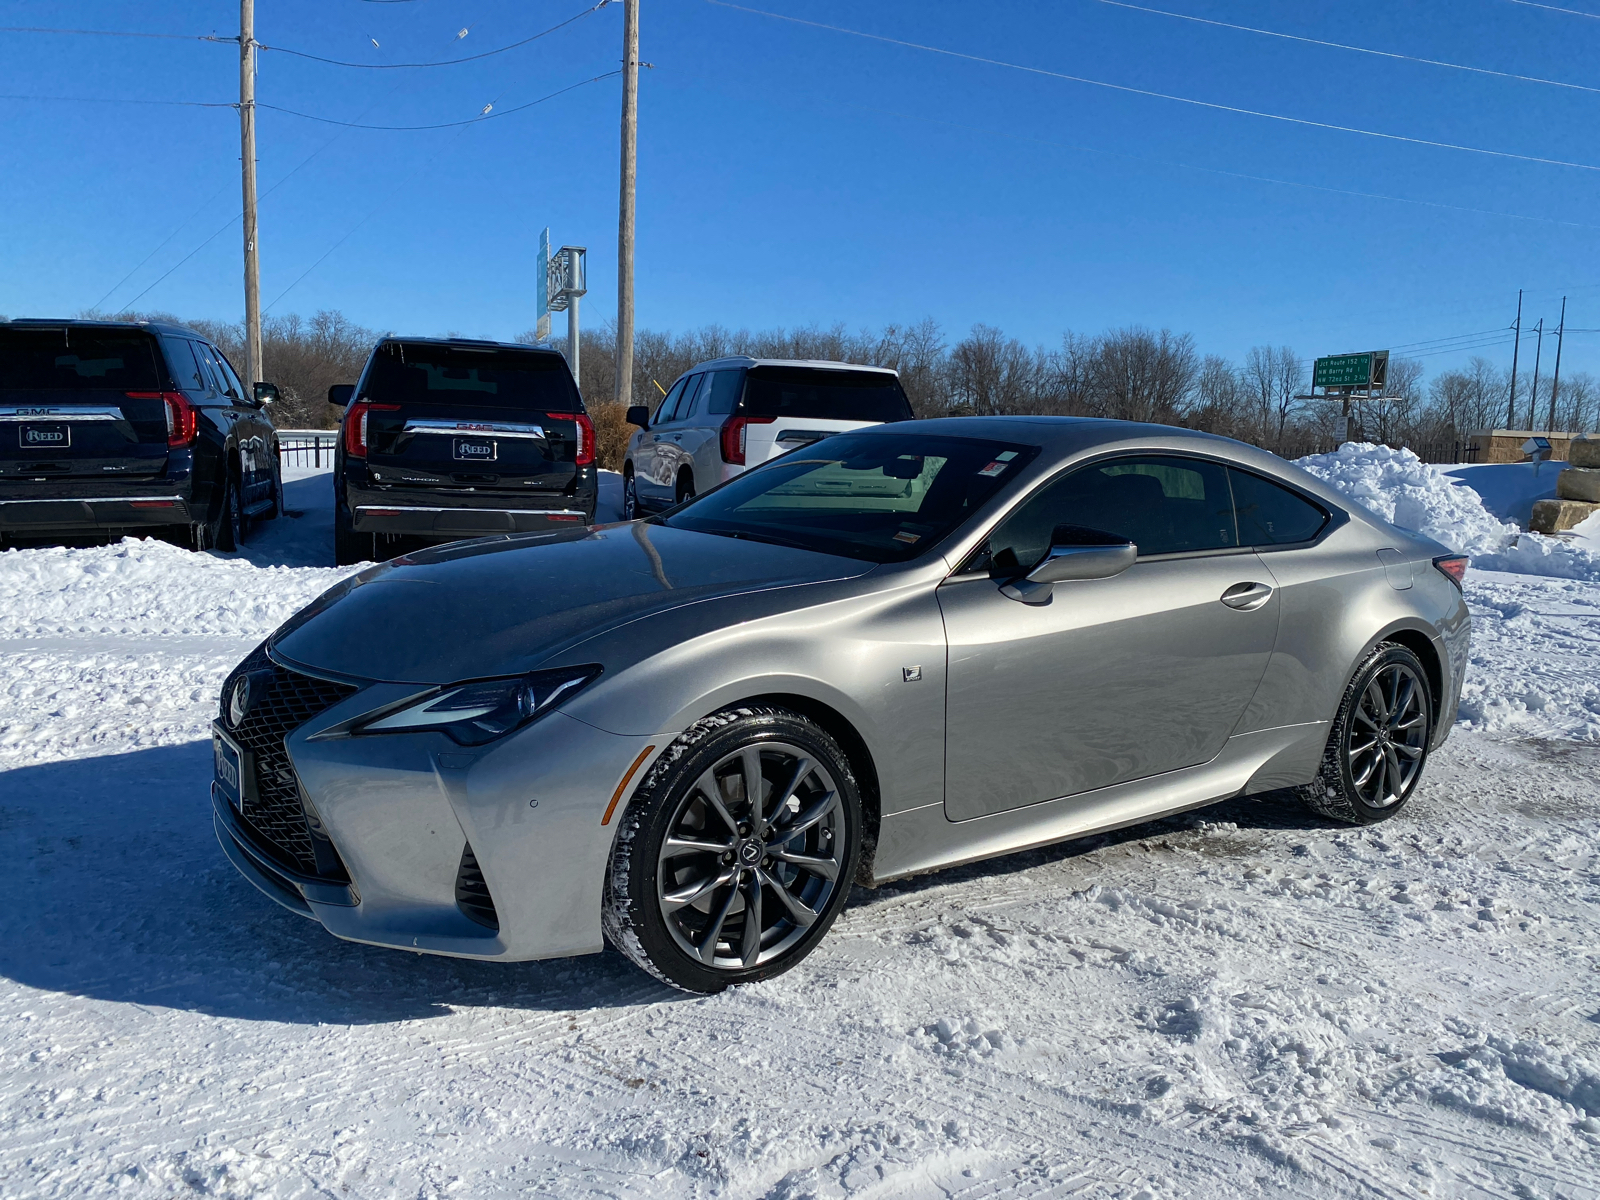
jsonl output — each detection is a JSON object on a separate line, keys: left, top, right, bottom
{"left": 1229, "top": 468, "right": 1329, "bottom": 545}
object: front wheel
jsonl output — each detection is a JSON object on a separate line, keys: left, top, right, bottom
{"left": 622, "top": 468, "right": 640, "bottom": 520}
{"left": 1297, "top": 642, "right": 1433, "bottom": 825}
{"left": 603, "top": 706, "right": 861, "bottom": 993}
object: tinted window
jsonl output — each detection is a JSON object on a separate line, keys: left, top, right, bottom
{"left": 214, "top": 348, "right": 248, "bottom": 397}
{"left": 1230, "top": 468, "right": 1329, "bottom": 545}
{"left": 704, "top": 370, "right": 742, "bottom": 415}
{"left": 990, "top": 454, "right": 1237, "bottom": 570}
{"left": 193, "top": 342, "right": 239, "bottom": 399}
{"left": 664, "top": 433, "right": 1039, "bottom": 563}
{"left": 653, "top": 376, "right": 687, "bottom": 426}
{"left": 0, "top": 328, "right": 164, "bottom": 390}
{"left": 363, "top": 342, "right": 583, "bottom": 411}
{"left": 743, "top": 367, "right": 912, "bottom": 423}
{"left": 673, "top": 374, "right": 706, "bottom": 422}
{"left": 163, "top": 338, "right": 208, "bottom": 393}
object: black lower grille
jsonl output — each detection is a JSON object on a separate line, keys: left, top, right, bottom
{"left": 455, "top": 842, "right": 499, "bottom": 930}
{"left": 222, "top": 643, "right": 358, "bottom": 878}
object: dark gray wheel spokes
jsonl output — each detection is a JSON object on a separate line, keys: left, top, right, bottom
{"left": 1347, "top": 663, "right": 1427, "bottom": 807}
{"left": 657, "top": 742, "right": 843, "bottom": 970}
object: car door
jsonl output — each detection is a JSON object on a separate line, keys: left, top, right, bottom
{"left": 212, "top": 347, "right": 270, "bottom": 506}
{"left": 651, "top": 373, "right": 701, "bottom": 501}
{"left": 686, "top": 368, "right": 744, "bottom": 488}
{"left": 938, "top": 453, "right": 1280, "bottom": 821}
{"left": 191, "top": 341, "right": 255, "bottom": 496}
{"left": 634, "top": 375, "right": 689, "bottom": 509}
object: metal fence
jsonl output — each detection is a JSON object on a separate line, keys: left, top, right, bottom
{"left": 277, "top": 429, "right": 339, "bottom": 469}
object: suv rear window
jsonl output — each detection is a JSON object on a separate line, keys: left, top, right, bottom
{"left": 0, "top": 328, "right": 164, "bottom": 390}
{"left": 743, "top": 367, "right": 912, "bottom": 423}
{"left": 363, "top": 342, "right": 583, "bottom": 411}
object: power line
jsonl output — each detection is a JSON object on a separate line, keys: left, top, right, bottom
{"left": 0, "top": 93, "right": 233, "bottom": 109}
{"left": 0, "top": 25, "right": 230, "bottom": 43}
{"left": 707, "top": 0, "right": 1600, "bottom": 175}
{"left": 258, "top": 69, "right": 619, "bottom": 130}
{"left": 1503, "top": 0, "right": 1600, "bottom": 19}
{"left": 1091, "top": 0, "right": 1600, "bottom": 97}
{"left": 261, "top": 1, "right": 609, "bottom": 69}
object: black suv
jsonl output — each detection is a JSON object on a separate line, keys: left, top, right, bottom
{"left": 0, "top": 319, "right": 282, "bottom": 550}
{"left": 330, "top": 337, "right": 597, "bottom": 565}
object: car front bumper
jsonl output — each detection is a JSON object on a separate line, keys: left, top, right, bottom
{"left": 215, "top": 660, "right": 658, "bottom": 962}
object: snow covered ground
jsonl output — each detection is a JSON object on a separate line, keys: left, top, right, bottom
{"left": 3, "top": 454, "right": 1599, "bottom": 1199}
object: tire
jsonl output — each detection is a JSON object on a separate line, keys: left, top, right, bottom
{"left": 622, "top": 467, "right": 640, "bottom": 520}
{"left": 1297, "top": 642, "right": 1433, "bottom": 825}
{"left": 194, "top": 469, "right": 242, "bottom": 552}
{"left": 333, "top": 502, "right": 371, "bottom": 566}
{"left": 603, "top": 705, "right": 862, "bottom": 994}
{"left": 675, "top": 471, "right": 696, "bottom": 506}
{"left": 264, "top": 454, "right": 285, "bottom": 520}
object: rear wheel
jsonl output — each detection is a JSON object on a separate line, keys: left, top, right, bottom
{"left": 265, "top": 454, "right": 285, "bottom": 520}
{"left": 1297, "top": 643, "right": 1432, "bottom": 825}
{"left": 604, "top": 706, "right": 861, "bottom": 993}
{"left": 333, "top": 502, "right": 372, "bottom": 566}
{"left": 194, "top": 469, "right": 242, "bottom": 552}
{"left": 675, "top": 470, "right": 696, "bottom": 506}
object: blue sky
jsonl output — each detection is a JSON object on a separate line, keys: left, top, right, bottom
{"left": 2, "top": 0, "right": 1598, "bottom": 381}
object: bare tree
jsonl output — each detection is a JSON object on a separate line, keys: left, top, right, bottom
{"left": 1090, "top": 327, "right": 1198, "bottom": 424}
{"left": 1240, "top": 346, "right": 1305, "bottom": 450}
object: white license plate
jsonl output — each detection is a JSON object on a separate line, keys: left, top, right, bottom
{"left": 213, "top": 724, "right": 245, "bottom": 811}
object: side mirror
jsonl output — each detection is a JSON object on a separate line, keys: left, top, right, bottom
{"left": 1000, "top": 525, "right": 1136, "bottom": 604}
{"left": 328, "top": 383, "right": 354, "bottom": 407}
{"left": 626, "top": 405, "right": 651, "bottom": 428}
{"left": 253, "top": 381, "right": 280, "bottom": 405}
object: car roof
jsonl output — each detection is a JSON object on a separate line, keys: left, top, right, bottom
{"left": 2, "top": 316, "right": 212, "bottom": 341}
{"left": 685, "top": 356, "right": 900, "bottom": 376}
{"left": 377, "top": 335, "right": 564, "bottom": 356}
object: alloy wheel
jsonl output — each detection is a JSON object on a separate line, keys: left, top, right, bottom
{"left": 1346, "top": 662, "right": 1428, "bottom": 807}
{"left": 656, "top": 741, "right": 845, "bottom": 970}
{"left": 623, "top": 473, "right": 639, "bottom": 519}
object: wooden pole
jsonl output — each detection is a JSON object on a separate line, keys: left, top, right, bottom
{"left": 614, "top": 0, "right": 638, "bottom": 407}
{"left": 1547, "top": 297, "right": 1566, "bottom": 434}
{"left": 239, "top": 0, "right": 262, "bottom": 387}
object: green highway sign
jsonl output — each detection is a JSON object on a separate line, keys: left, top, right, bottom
{"left": 1313, "top": 352, "right": 1373, "bottom": 389}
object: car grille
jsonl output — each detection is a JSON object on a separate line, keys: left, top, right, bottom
{"left": 222, "top": 643, "right": 358, "bottom": 879}
{"left": 455, "top": 843, "right": 499, "bottom": 930}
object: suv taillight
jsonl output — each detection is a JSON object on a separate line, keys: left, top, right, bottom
{"left": 1433, "top": 554, "right": 1468, "bottom": 588}
{"left": 573, "top": 413, "right": 596, "bottom": 466}
{"left": 344, "top": 400, "right": 399, "bottom": 458}
{"left": 127, "top": 391, "right": 196, "bottom": 448}
{"left": 719, "top": 415, "right": 774, "bottom": 465}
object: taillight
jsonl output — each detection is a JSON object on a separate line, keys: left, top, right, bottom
{"left": 719, "top": 415, "right": 774, "bottom": 465}
{"left": 126, "top": 391, "right": 196, "bottom": 448}
{"left": 572, "top": 413, "right": 596, "bottom": 466}
{"left": 1433, "top": 554, "right": 1468, "bottom": 588}
{"left": 344, "top": 400, "right": 399, "bottom": 458}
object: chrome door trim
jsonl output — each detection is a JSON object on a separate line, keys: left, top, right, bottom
{"left": 399, "top": 420, "right": 547, "bottom": 440}
{"left": 354, "top": 505, "right": 587, "bottom": 517}
{"left": 1220, "top": 581, "right": 1275, "bottom": 611}
{"left": 0, "top": 495, "right": 185, "bottom": 506}
{"left": 0, "top": 405, "right": 125, "bottom": 422}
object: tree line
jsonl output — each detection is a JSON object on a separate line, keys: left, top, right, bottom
{"left": 100, "top": 309, "right": 1599, "bottom": 471}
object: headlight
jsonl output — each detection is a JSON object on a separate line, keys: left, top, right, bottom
{"left": 357, "top": 665, "right": 602, "bottom": 746}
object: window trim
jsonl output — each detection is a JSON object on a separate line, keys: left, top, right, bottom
{"left": 652, "top": 376, "right": 688, "bottom": 427}
{"left": 947, "top": 448, "right": 1348, "bottom": 580}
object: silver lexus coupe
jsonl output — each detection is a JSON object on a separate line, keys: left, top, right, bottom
{"left": 213, "top": 417, "right": 1470, "bottom": 992}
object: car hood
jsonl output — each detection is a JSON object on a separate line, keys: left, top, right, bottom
{"left": 270, "top": 522, "right": 872, "bottom": 684}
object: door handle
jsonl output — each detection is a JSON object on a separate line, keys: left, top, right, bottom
{"left": 1221, "top": 581, "right": 1273, "bottom": 611}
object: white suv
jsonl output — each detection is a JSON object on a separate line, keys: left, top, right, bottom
{"left": 622, "top": 357, "right": 914, "bottom": 517}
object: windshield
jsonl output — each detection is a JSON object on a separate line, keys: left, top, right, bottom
{"left": 0, "top": 328, "right": 164, "bottom": 390}
{"left": 363, "top": 342, "right": 583, "bottom": 411}
{"left": 743, "top": 367, "right": 912, "bottom": 424}
{"left": 663, "top": 432, "right": 1040, "bottom": 562}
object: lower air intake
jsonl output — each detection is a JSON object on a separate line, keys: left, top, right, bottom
{"left": 455, "top": 842, "right": 499, "bottom": 931}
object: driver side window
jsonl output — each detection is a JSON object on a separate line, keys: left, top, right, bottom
{"left": 653, "top": 377, "right": 687, "bottom": 426}
{"left": 988, "top": 454, "right": 1238, "bottom": 571}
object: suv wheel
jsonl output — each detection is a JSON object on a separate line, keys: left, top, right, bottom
{"left": 622, "top": 467, "right": 640, "bottom": 520}
{"left": 675, "top": 471, "right": 696, "bottom": 506}
{"left": 333, "top": 502, "right": 372, "bottom": 566}
{"left": 603, "top": 705, "right": 861, "bottom": 994}
{"left": 194, "top": 469, "right": 243, "bottom": 552}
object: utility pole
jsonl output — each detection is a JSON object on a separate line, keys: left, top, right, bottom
{"left": 239, "top": 0, "right": 262, "bottom": 387}
{"left": 614, "top": 0, "right": 638, "bottom": 408}
{"left": 1526, "top": 318, "right": 1544, "bottom": 433}
{"left": 1506, "top": 289, "right": 1522, "bottom": 429}
{"left": 1547, "top": 296, "right": 1566, "bottom": 434}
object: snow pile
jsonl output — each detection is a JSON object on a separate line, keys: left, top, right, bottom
{"left": 0, "top": 536, "right": 354, "bottom": 640}
{"left": 1295, "top": 443, "right": 1600, "bottom": 581}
